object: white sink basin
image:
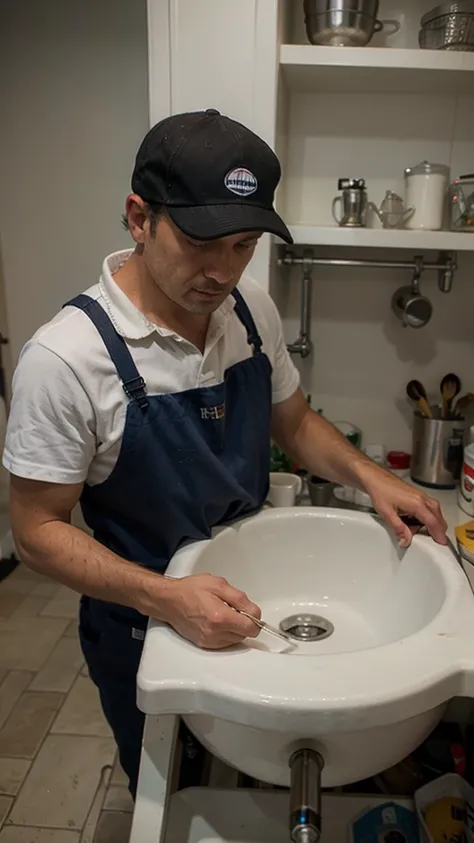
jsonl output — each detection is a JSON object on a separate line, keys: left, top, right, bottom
{"left": 137, "top": 508, "right": 474, "bottom": 786}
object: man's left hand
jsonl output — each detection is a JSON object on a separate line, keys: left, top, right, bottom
{"left": 363, "top": 468, "right": 448, "bottom": 548}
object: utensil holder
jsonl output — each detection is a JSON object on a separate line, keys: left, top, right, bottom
{"left": 411, "top": 411, "right": 465, "bottom": 489}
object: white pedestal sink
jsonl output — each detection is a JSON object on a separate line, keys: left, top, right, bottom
{"left": 137, "top": 507, "right": 474, "bottom": 787}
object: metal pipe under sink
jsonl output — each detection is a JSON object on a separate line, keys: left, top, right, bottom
{"left": 289, "top": 748, "right": 324, "bottom": 843}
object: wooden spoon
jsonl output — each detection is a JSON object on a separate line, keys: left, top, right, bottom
{"left": 440, "top": 373, "right": 461, "bottom": 419}
{"left": 453, "top": 392, "right": 474, "bottom": 418}
{"left": 406, "top": 380, "right": 433, "bottom": 419}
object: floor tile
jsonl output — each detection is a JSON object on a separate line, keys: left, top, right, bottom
{"left": 0, "top": 758, "right": 31, "bottom": 796}
{"left": 29, "top": 638, "right": 83, "bottom": 694}
{"left": 0, "top": 674, "right": 33, "bottom": 731}
{"left": 52, "top": 676, "right": 112, "bottom": 738}
{"left": 40, "top": 587, "right": 80, "bottom": 620}
{"left": 31, "top": 582, "right": 61, "bottom": 599}
{"left": 102, "top": 785, "right": 133, "bottom": 813}
{"left": 0, "top": 596, "right": 25, "bottom": 620}
{"left": 0, "top": 828, "right": 80, "bottom": 842}
{"left": 0, "top": 580, "right": 36, "bottom": 597}
{"left": 110, "top": 756, "right": 128, "bottom": 787}
{"left": 9, "top": 735, "right": 116, "bottom": 829}
{"left": 0, "top": 692, "right": 63, "bottom": 758}
{"left": 7, "top": 566, "right": 47, "bottom": 584}
{"left": 92, "top": 811, "right": 132, "bottom": 843}
{"left": 63, "top": 621, "right": 78, "bottom": 639}
{"left": 11, "top": 597, "right": 49, "bottom": 619}
{"left": 80, "top": 765, "right": 111, "bottom": 843}
{"left": 0, "top": 796, "right": 12, "bottom": 828}
{"left": 0, "top": 617, "right": 69, "bottom": 671}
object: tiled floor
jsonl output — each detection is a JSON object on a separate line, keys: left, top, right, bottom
{"left": 0, "top": 563, "right": 134, "bottom": 843}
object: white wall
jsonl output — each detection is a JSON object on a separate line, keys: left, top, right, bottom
{"left": 274, "top": 252, "right": 474, "bottom": 451}
{"left": 0, "top": 0, "right": 149, "bottom": 362}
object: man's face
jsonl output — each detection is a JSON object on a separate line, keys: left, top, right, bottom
{"left": 143, "top": 211, "right": 261, "bottom": 315}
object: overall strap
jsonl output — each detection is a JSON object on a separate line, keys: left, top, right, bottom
{"left": 64, "top": 295, "right": 148, "bottom": 409}
{"left": 231, "top": 288, "right": 263, "bottom": 354}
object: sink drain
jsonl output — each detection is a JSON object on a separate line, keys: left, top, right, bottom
{"left": 279, "top": 613, "right": 334, "bottom": 642}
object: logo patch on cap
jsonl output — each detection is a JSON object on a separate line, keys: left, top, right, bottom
{"left": 224, "top": 168, "right": 258, "bottom": 197}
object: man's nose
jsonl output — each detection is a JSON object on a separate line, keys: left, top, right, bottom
{"left": 203, "top": 254, "right": 235, "bottom": 285}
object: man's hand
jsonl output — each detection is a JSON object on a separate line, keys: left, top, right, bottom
{"left": 362, "top": 468, "right": 448, "bottom": 548}
{"left": 271, "top": 390, "right": 448, "bottom": 549}
{"left": 157, "top": 573, "right": 262, "bottom": 649}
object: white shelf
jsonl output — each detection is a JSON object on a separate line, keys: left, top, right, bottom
{"left": 287, "top": 226, "right": 474, "bottom": 251}
{"left": 280, "top": 45, "right": 474, "bottom": 94}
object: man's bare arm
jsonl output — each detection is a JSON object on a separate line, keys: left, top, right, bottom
{"left": 9, "top": 475, "right": 261, "bottom": 648}
{"left": 271, "top": 388, "right": 447, "bottom": 546}
{"left": 10, "top": 475, "right": 171, "bottom": 614}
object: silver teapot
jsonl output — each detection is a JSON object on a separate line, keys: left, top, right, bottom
{"left": 370, "top": 190, "right": 415, "bottom": 229}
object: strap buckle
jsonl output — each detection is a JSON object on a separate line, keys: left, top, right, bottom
{"left": 247, "top": 333, "right": 262, "bottom": 354}
{"left": 122, "top": 376, "right": 148, "bottom": 409}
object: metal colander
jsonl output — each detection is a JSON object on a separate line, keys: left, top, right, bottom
{"left": 419, "top": 2, "right": 474, "bottom": 50}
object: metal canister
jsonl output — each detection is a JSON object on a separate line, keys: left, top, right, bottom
{"left": 411, "top": 411, "right": 465, "bottom": 489}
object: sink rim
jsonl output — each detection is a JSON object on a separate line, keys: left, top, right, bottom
{"left": 137, "top": 507, "right": 474, "bottom": 733}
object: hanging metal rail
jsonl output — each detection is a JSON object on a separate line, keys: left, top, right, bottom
{"left": 278, "top": 249, "right": 457, "bottom": 357}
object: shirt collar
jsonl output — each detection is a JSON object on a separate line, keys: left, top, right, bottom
{"left": 99, "top": 249, "right": 236, "bottom": 341}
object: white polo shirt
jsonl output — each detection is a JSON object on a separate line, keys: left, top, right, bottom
{"left": 3, "top": 249, "right": 299, "bottom": 487}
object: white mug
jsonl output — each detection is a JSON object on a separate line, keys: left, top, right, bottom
{"left": 267, "top": 472, "right": 303, "bottom": 508}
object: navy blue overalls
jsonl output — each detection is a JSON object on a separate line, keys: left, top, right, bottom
{"left": 66, "top": 287, "right": 272, "bottom": 795}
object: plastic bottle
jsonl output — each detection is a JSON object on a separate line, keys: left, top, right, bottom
{"left": 387, "top": 450, "right": 411, "bottom": 479}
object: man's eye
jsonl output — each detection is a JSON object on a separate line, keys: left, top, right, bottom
{"left": 236, "top": 241, "right": 257, "bottom": 250}
{"left": 187, "top": 240, "right": 208, "bottom": 249}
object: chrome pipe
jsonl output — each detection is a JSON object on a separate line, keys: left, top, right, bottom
{"left": 287, "top": 259, "right": 313, "bottom": 358}
{"left": 438, "top": 251, "right": 457, "bottom": 293}
{"left": 278, "top": 251, "right": 457, "bottom": 275}
{"left": 289, "top": 748, "right": 324, "bottom": 843}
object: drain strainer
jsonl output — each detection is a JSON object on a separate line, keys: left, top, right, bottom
{"left": 279, "top": 613, "right": 334, "bottom": 642}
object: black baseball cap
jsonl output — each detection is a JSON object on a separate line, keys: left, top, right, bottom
{"left": 131, "top": 109, "right": 293, "bottom": 244}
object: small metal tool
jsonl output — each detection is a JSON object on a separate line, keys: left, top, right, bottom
{"left": 237, "top": 610, "right": 295, "bottom": 644}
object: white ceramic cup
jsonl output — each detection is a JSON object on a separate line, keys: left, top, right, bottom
{"left": 267, "top": 472, "right": 303, "bottom": 507}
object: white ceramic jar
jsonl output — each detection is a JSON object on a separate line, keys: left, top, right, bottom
{"left": 459, "top": 443, "right": 474, "bottom": 517}
{"left": 404, "top": 161, "right": 449, "bottom": 231}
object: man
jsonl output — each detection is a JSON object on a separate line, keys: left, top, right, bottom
{"left": 3, "top": 109, "right": 447, "bottom": 795}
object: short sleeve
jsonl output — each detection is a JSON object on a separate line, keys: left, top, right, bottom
{"left": 3, "top": 341, "right": 97, "bottom": 484}
{"left": 261, "top": 294, "right": 300, "bottom": 405}
{"left": 270, "top": 321, "right": 300, "bottom": 404}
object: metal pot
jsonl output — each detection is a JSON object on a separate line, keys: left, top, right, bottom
{"left": 391, "top": 284, "right": 433, "bottom": 329}
{"left": 304, "top": 0, "right": 383, "bottom": 47}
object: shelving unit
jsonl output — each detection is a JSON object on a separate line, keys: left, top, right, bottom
{"left": 147, "top": 0, "right": 474, "bottom": 288}
{"left": 288, "top": 226, "right": 474, "bottom": 251}
{"left": 275, "top": 2, "right": 474, "bottom": 260}
{"left": 280, "top": 45, "right": 474, "bottom": 94}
